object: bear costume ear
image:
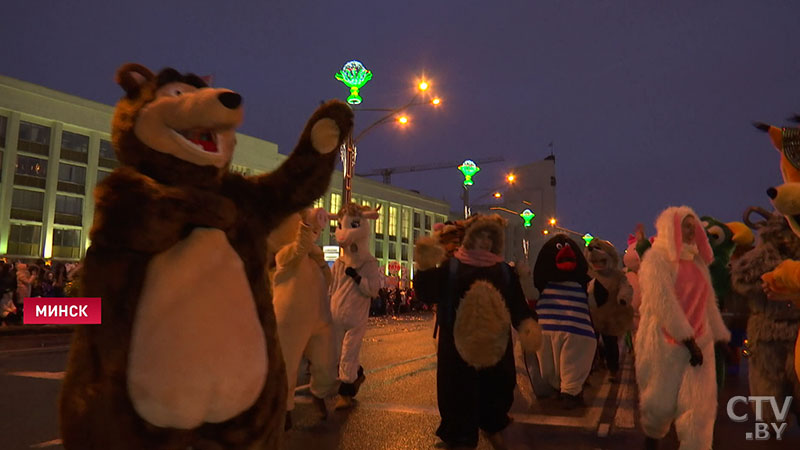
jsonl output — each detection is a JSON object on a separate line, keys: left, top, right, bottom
{"left": 115, "top": 63, "right": 155, "bottom": 98}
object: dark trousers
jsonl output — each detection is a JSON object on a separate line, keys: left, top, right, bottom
{"left": 602, "top": 334, "right": 619, "bottom": 372}
{"left": 435, "top": 329, "right": 515, "bottom": 448}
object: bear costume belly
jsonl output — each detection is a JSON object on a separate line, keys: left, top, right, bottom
{"left": 128, "top": 228, "right": 267, "bottom": 429}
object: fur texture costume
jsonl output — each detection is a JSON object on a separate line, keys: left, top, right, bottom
{"left": 58, "top": 63, "right": 352, "bottom": 450}
{"left": 730, "top": 208, "right": 800, "bottom": 423}
{"left": 414, "top": 213, "right": 539, "bottom": 448}
{"left": 268, "top": 208, "right": 337, "bottom": 423}
{"left": 755, "top": 118, "right": 800, "bottom": 392}
{"left": 586, "top": 239, "right": 633, "bottom": 376}
{"left": 329, "top": 203, "right": 383, "bottom": 403}
{"left": 635, "top": 206, "right": 731, "bottom": 450}
{"left": 532, "top": 233, "right": 595, "bottom": 405}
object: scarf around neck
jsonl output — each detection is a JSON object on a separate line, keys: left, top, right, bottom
{"left": 454, "top": 246, "right": 505, "bottom": 267}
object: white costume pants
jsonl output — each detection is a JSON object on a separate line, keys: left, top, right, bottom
{"left": 278, "top": 320, "right": 338, "bottom": 411}
{"left": 537, "top": 331, "right": 597, "bottom": 395}
{"left": 333, "top": 320, "right": 368, "bottom": 383}
{"left": 637, "top": 336, "right": 716, "bottom": 450}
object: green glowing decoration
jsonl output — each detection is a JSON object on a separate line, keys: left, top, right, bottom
{"left": 520, "top": 209, "right": 535, "bottom": 228}
{"left": 335, "top": 60, "right": 372, "bottom": 105}
{"left": 582, "top": 233, "right": 595, "bottom": 246}
{"left": 458, "top": 159, "right": 480, "bottom": 186}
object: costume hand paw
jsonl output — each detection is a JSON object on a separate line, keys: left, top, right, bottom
{"left": 309, "top": 100, "right": 353, "bottom": 154}
{"left": 684, "top": 339, "right": 703, "bottom": 367}
{"left": 345, "top": 267, "right": 362, "bottom": 284}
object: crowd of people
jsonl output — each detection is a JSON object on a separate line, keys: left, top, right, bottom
{"left": 370, "top": 287, "right": 424, "bottom": 316}
{"left": 0, "top": 258, "right": 80, "bottom": 326}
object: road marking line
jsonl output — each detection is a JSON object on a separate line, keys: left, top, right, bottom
{"left": 30, "top": 438, "right": 62, "bottom": 448}
{"left": 365, "top": 352, "right": 436, "bottom": 375}
{"left": 0, "top": 345, "right": 71, "bottom": 356}
{"left": 7, "top": 371, "right": 65, "bottom": 380}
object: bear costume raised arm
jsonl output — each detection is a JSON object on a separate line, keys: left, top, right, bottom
{"left": 59, "top": 63, "right": 353, "bottom": 450}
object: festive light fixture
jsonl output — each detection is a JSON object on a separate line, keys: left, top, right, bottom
{"left": 549, "top": 218, "right": 557, "bottom": 226}
{"left": 432, "top": 98, "right": 441, "bottom": 105}
{"left": 458, "top": 159, "right": 480, "bottom": 186}
{"left": 506, "top": 173, "right": 516, "bottom": 183}
{"left": 582, "top": 233, "right": 595, "bottom": 246}
{"left": 397, "top": 116, "right": 409, "bottom": 124}
{"left": 493, "top": 192, "right": 502, "bottom": 198}
{"left": 335, "top": 60, "right": 372, "bottom": 105}
{"left": 520, "top": 209, "right": 535, "bottom": 228}
{"left": 542, "top": 229, "right": 550, "bottom": 235}
{"left": 418, "top": 81, "right": 429, "bottom": 91}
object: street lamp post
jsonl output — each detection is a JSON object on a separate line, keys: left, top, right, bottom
{"left": 335, "top": 61, "right": 440, "bottom": 204}
{"left": 458, "top": 159, "right": 480, "bottom": 218}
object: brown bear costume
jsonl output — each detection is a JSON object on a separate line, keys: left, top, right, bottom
{"left": 58, "top": 63, "right": 353, "bottom": 449}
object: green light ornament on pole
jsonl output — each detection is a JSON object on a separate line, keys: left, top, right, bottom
{"left": 520, "top": 209, "right": 535, "bottom": 228}
{"left": 582, "top": 233, "right": 595, "bottom": 246}
{"left": 458, "top": 159, "right": 480, "bottom": 186}
{"left": 335, "top": 60, "right": 372, "bottom": 105}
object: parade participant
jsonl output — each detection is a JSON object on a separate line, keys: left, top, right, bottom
{"left": 415, "top": 214, "right": 541, "bottom": 450}
{"left": 585, "top": 238, "right": 633, "bottom": 381}
{"left": 533, "top": 234, "right": 594, "bottom": 409}
{"left": 330, "top": 203, "right": 383, "bottom": 409}
{"left": 636, "top": 206, "right": 730, "bottom": 450}
{"left": 268, "top": 208, "right": 338, "bottom": 429}
{"left": 59, "top": 63, "right": 352, "bottom": 450}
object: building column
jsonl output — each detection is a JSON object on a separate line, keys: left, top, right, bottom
{"left": 41, "top": 122, "right": 63, "bottom": 259}
{"left": 82, "top": 132, "right": 101, "bottom": 255}
{"left": 0, "top": 112, "right": 20, "bottom": 254}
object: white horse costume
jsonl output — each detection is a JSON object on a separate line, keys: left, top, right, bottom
{"left": 329, "top": 203, "right": 383, "bottom": 404}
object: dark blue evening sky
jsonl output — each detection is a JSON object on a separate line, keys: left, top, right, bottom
{"left": 2, "top": 0, "right": 799, "bottom": 250}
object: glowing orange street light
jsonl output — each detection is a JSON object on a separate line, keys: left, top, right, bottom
{"left": 431, "top": 97, "right": 441, "bottom": 105}
{"left": 493, "top": 192, "right": 502, "bottom": 199}
{"left": 549, "top": 218, "right": 557, "bottom": 226}
{"left": 542, "top": 229, "right": 550, "bottom": 235}
{"left": 418, "top": 81, "right": 429, "bottom": 91}
{"left": 397, "top": 116, "right": 409, "bottom": 124}
{"left": 506, "top": 173, "right": 516, "bottom": 183}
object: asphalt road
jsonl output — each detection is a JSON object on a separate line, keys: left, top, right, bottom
{"left": 1, "top": 314, "right": 798, "bottom": 449}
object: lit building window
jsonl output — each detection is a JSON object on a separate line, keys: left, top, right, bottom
{"left": 61, "top": 131, "right": 89, "bottom": 153}
{"left": 401, "top": 208, "right": 410, "bottom": 243}
{"left": 96, "top": 170, "right": 112, "bottom": 184}
{"left": 15, "top": 155, "right": 47, "bottom": 178}
{"left": 374, "top": 202, "right": 385, "bottom": 237}
{"left": 389, "top": 206, "right": 398, "bottom": 238}
{"left": 0, "top": 115, "right": 7, "bottom": 148}
{"left": 99, "top": 139, "right": 117, "bottom": 160}
{"left": 58, "top": 163, "right": 86, "bottom": 185}
{"left": 313, "top": 197, "right": 325, "bottom": 209}
{"left": 52, "top": 228, "right": 82, "bottom": 259}
{"left": 7, "top": 223, "right": 42, "bottom": 257}
{"left": 330, "top": 192, "right": 341, "bottom": 228}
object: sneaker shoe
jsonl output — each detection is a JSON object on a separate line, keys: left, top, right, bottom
{"left": 335, "top": 395, "right": 354, "bottom": 410}
{"left": 561, "top": 392, "right": 584, "bottom": 410}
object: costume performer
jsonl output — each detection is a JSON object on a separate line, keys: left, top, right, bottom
{"left": 533, "top": 233, "right": 595, "bottom": 408}
{"left": 415, "top": 214, "right": 541, "bottom": 449}
{"left": 585, "top": 238, "right": 633, "bottom": 379}
{"left": 268, "top": 208, "right": 338, "bottom": 429}
{"left": 58, "top": 63, "right": 352, "bottom": 449}
{"left": 635, "top": 206, "right": 730, "bottom": 450}
{"left": 329, "top": 203, "right": 383, "bottom": 408}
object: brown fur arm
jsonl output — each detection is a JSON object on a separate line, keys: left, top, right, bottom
{"left": 227, "top": 100, "right": 353, "bottom": 232}
{"left": 90, "top": 167, "right": 236, "bottom": 253}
